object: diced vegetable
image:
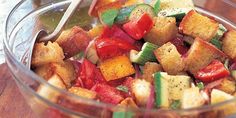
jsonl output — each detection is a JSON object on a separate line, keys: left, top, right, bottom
{"left": 69, "top": 87, "right": 97, "bottom": 99}
{"left": 152, "top": 0, "right": 161, "bottom": 14}
{"left": 79, "top": 59, "right": 105, "bottom": 89}
{"left": 95, "top": 38, "right": 137, "bottom": 60}
{"left": 32, "top": 42, "right": 64, "bottom": 67}
{"left": 215, "top": 78, "right": 236, "bottom": 94}
{"left": 154, "top": 72, "right": 191, "bottom": 107}
{"left": 115, "top": 5, "right": 136, "bottom": 24}
{"left": 154, "top": 42, "right": 184, "bottom": 74}
{"left": 154, "top": 72, "right": 169, "bottom": 107}
{"left": 113, "top": 111, "right": 134, "bottom": 118}
{"left": 231, "top": 70, "right": 236, "bottom": 80}
{"left": 158, "top": 8, "right": 191, "bottom": 21}
{"left": 89, "top": 0, "right": 122, "bottom": 17}
{"left": 123, "top": 13, "right": 153, "bottom": 40}
{"left": 99, "top": 55, "right": 135, "bottom": 81}
{"left": 184, "top": 37, "right": 226, "bottom": 74}
{"left": 92, "top": 83, "right": 124, "bottom": 104}
{"left": 85, "top": 40, "right": 99, "bottom": 64}
{"left": 99, "top": 9, "right": 119, "bottom": 26}
{"left": 210, "top": 38, "right": 222, "bottom": 50}
{"left": 55, "top": 26, "right": 92, "bottom": 58}
{"left": 37, "top": 74, "right": 66, "bottom": 102}
{"left": 211, "top": 89, "right": 234, "bottom": 104}
{"left": 195, "top": 60, "right": 230, "bottom": 83}
{"left": 130, "top": 42, "right": 158, "bottom": 65}
{"left": 100, "top": 25, "right": 135, "bottom": 44}
{"left": 196, "top": 82, "right": 204, "bottom": 90}
{"left": 170, "top": 37, "right": 189, "bottom": 55}
{"left": 222, "top": 30, "right": 236, "bottom": 61}
{"left": 209, "top": 24, "right": 227, "bottom": 49}
{"left": 131, "top": 79, "right": 151, "bottom": 106}
{"left": 181, "top": 87, "right": 205, "bottom": 109}
{"left": 129, "top": 4, "right": 155, "bottom": 20}
{"left": 119, "top": 97, "right": 138, "bottom": 108}
{"left": 142, "top": 62, "right": 162, "bottom": 83}
{"left": 180, "top": 10, "right": 219, "bottom": 41}
{"left": 144, "top": 17, "right": 178, "bottom": 46}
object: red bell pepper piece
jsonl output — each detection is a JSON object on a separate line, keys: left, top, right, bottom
{"left": 77, "top": 59, "right": 106, "bottom": 89}
{"left": 92, "top": 83, "right": 124, "bottom": 105}
{"left": 95, "top": 37, "right": 138, "bottom": 60}
{"left": 195, "top": 60, "right": 230, "bottom": 83}
{"left": 122, "top": 13, "right": 153, "bottom": 40}
{"left": 170, "top": 37, "right": 189, "bottom": 55}
{"left": 101, "top": 25, "right": 135, "bottom": 44}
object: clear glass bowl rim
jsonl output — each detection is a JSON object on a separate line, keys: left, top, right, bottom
{"left": 3, "top": 0, "right": 236, "bottom": 116}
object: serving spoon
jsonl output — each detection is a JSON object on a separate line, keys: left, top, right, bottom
{"left": 27, "top": 0, "right": 83, "bottom": 68}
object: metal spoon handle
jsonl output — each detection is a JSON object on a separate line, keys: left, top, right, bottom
{"left": 39, "top": 0, "right": 82, "bottom": 42}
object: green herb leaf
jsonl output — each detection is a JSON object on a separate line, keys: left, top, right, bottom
{"left": 196, "top": 82, "right": 204, "bottom": 90}
{"left": 210, "top": 38, "right": 222, "bottom": 50}
{"left": 116, "top": 85, "right": 129, "bottom": 93}
{"left": 170, "top": 100, "right": 181, "bottom": 110}
{"left": 153, "top": 0, "right": 161, "bottom": 14}
{"left": 101, "top": 9, "right": 119, "bottom": 27}
{"left": 113, "top": 111, "right": 133, "bottom": 118}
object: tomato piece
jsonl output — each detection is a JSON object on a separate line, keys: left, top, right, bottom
{"left": 95, "top": 37, "right": 137, "bottom": 60}
{"left": 195, "top": 60, "right": 230, "bottom": 83}
{"left": 170, "top": 37, "right": 189, "bottom": 55}
{"left": 101, "top": 25, "right": 135, "bottom": 44}
{"left": 123, "top": 13, "right": 153, "bottom": 40}
{"left": 92, "top": 83, "right": 124, "bottom": 104}
{"left": 77, "top": 59, "right": 105, "bottom": 89}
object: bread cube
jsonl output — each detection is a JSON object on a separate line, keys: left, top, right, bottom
{"left": 35, "top": 61, "right": 76, "bottom": 87}
{"left": 131, "top": 79, "right": 151, "bottom": 106}
{"left": 88, "top": 25, "right": 104, "bottom": 38}
{"left": 99, "top": 55, "right": 135, "bottom": 81}
{"left": 216, "top": 78, "right": 236, "bottom": 94}
{"left": 180, "top": 10, "right": 219, "bottom": 41}
{"left": 184, "top": 37, "right": 226, "bottom": 74}
{"left": 154, "top": 42, "right": 184, "bottom": 75}
{"left": 119, "top": 97, "right": 138, "bottom": 108}
{"left": 31, "top": 42, "right": 64, "bottom": 67}
{"left": 142, "top": 62, "right": 162, "bottom": 83}
{"left": 181, "top": 87, "right": 205, "bottom": 109}
{"left": 56, "top": 26, "right": 92, "bottom": 58}
{"left": 37, "top": 74, "right": 66, "bottom": 102}
{"left": 222, "top": 30, "right": 236, "bottom": 60}
{"left": 144, "top": 17, "right": 177, "bottom": 46}
{"left": 69, "top": 87, "right": 97, "bottom": 99}
{"left": 158, "top": 0, "right": 194, "bottom": 11}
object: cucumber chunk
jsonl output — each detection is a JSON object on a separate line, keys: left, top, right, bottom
{"left": 158, "top": 8, "right": 191, "bottom": 21}
{"left": 99, "top": 9, "right": 119, "bottom": 27}
{"left": 115, "top": 5, "right": 136, "bottom": 24}
{"left": 209, "top": 24, "right": 227, "bottom": 49}
{"left": 130, "top": 42, "right": 158, "bottom": 65}
{"left": 129, "top": 4, "right": 156, "bottom": 21}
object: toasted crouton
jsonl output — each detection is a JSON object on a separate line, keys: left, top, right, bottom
{"left": 99, "top": 55, "right": 135, "bottom": 81}
{"left": 56, "top": 26, "right": 92, "bottom": 58}
{"left": 31, "top": 42, "right": 64, "bottom": 67}
{"left": 216, "top": 77, "right": 236, "bottom": 94}
{"left": 69, "top": 87, "right": 97, "bottom": 99}
{"left": 144, "top": 17, "right": 178, "bottom": 46}
{"left": 35, "top": 61, "right": 76, "bottom": 88}
{"left": 119, "top": 97, "right": 138, "bottom": 108}
{"left": 184, "top": 37, "right": 226, "bottom": 73}
{"left": 222, "top": 30, "right": 236, "bottom": 60}
{"left": 180, "top": 10, "right": 219, "bottom": 41}
{"left": 37, "top": 74, "right": 66, "bottom": 102}
{"left": 154, "top": 42, "right": 184, "bottom": 75}
{"left": 131, "top": 79, "right": 151, "bottom": 106}
{"left": 142, "top": 62, "right": 162, "bottom": 83}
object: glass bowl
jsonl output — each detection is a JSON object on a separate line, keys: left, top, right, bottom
{"left": 3, "top": 0, "right": 236, "bottom": 117}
